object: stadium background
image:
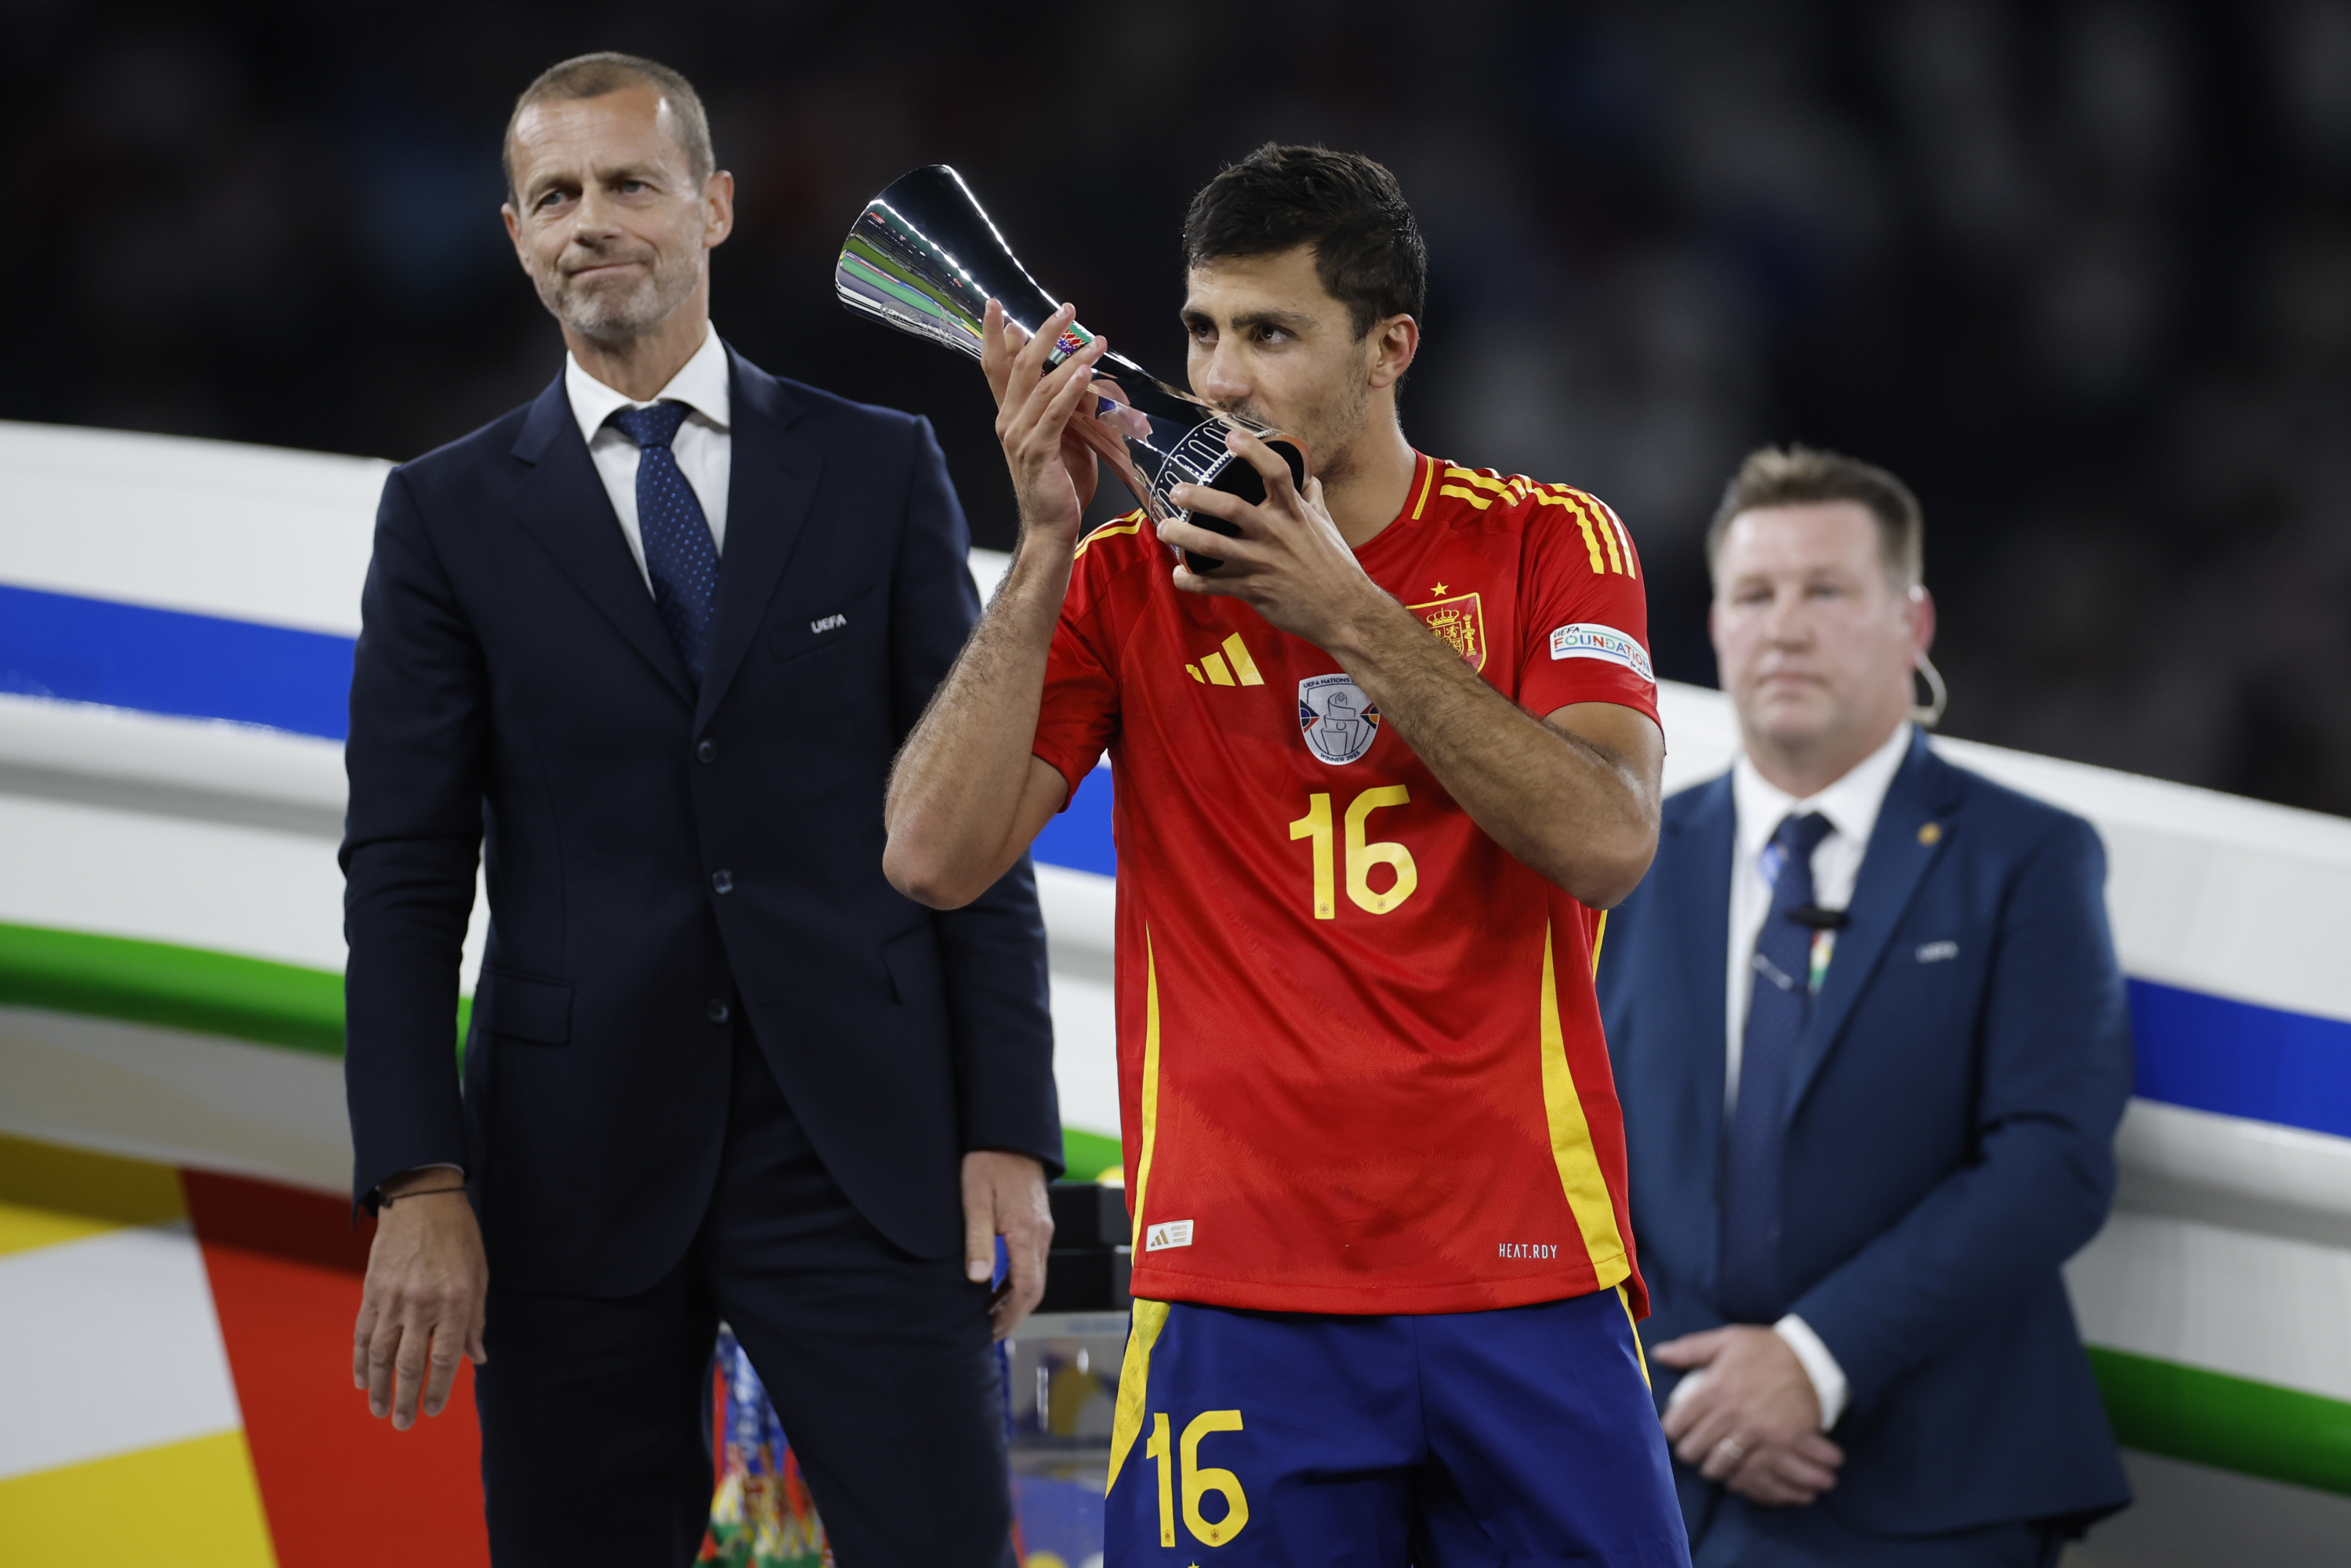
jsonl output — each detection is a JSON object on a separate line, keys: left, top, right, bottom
{"left": 7, "top": 0, "right": 2351, "bottom": 815}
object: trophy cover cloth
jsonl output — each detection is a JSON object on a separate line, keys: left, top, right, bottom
{"left": 1030, "top": 452, "right": 1660, "bottom": 1316}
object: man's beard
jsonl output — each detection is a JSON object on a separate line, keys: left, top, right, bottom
{"left": 1227, "top": 376, "right": 1372, "bottom": 492}
{"left": 535, "top": 244, "right": 700, "bottom": 341}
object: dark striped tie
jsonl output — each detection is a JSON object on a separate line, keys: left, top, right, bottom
{"left": 610, "top": 400, "right": 720, "bottom": 686}
{"left": 1721, "top": 810, "right": 1836, "bottom": 1323}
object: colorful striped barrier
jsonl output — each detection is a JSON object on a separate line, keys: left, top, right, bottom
{"left": 3, "top": 420, "right": 2347, "bottom": 1559}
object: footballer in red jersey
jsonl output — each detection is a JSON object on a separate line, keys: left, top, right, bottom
{"left": 887, "top": 146, "right": 1689, "bottom": 1565}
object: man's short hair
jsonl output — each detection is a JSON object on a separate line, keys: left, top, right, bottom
{"left": 504, "top": 52, "right": 713, "bottom": 203}
{"left": 1182, "top": 144, "right": 1427, "bottom": 339}
{"left": 1707, "top": 445, "right": 1925, "bottom": 590}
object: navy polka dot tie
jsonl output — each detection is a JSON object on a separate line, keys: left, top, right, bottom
{"left": 1721, "top": 810, "right": 1836, "bottom": 1323}
{"left": 610, "top": 401, "right": 720, "bottom": 687}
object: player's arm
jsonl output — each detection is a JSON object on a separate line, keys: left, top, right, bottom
{"left": 1167, "top": 434, "right": 1662, "bottom": 909}
{"left": 883, "top": 300, "right": 1109, "bottom": 910}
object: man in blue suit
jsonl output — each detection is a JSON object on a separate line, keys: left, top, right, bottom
{"left": 1598, "top": 446, "right": 2133, "bottom": 1566}
{"left": 339, "top": 54, "right": 1058, "bottom": 1566}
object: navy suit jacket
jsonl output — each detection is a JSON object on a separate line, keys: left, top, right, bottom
{"left": 342, "top": 347, "right": 1061, "bottom": 1298}
{"left": 1598, "top": 729, "right": 2132, "bottom": 1537}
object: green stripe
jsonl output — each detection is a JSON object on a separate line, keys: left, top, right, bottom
{"left": 0, "top": 921, "right": 350, "bottom": 1056}
{"left": 23, "top": 927, "right": 2346, "bottom": 1496}
{"left": 1062, "top": 1127, "right": 1122, "bottom": 1181}
{"left": 2, "top": 919, "right": 1108, "bottom": 1181}
{"left": 2091, "top": 1346, "right": 2351, "bottom": 1496}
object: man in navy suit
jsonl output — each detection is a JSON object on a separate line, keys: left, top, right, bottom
{"left": 1598, "top": 446, "right": 2133, "bottom": 1566}
{"left": 339, "top": 53, "right": 1058, "bottom": 1566}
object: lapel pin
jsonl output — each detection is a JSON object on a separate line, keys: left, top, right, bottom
{"left": 1918, "top": 822, "right": 1943, "bottom": 846}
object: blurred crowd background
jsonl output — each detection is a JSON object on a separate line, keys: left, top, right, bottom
{"left": 9, "top": 0, "right": 2350, "bottom": 815}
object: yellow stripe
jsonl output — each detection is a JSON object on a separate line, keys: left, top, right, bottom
{"left": 1437, "top": 485, "right": 1495, "bottom": 511}
{"left": 1130, "top": 929, "right": 1163, "bottom": 1248}
{"left": 1105, "top": 1298, "right": 1172, "bottom": 1494}
{"left": 1538, "top": 924, "right": 1629, "bottom": 1285}
{"left": 1590, "top": 909, "right": 1608, "bottom": 978}
{"left": 1105, "top": 929, "right": 1170, "bottom": 1494}
{"left": 0, "top": 1133, "right": 187, "bottom": 1260}
{"left": 1567, "top": 492, "right": 1624, "bottom": 575}
{"left": 1186, "top": 663, "right": 1203, "bottom": 682}
{"left": 1443, "top": 466, "right": 1515, "bottom": 498}
{"left": 1598, "top": 499, "right": 1639, "bottom": 579}
{"left": 0, "top": 1431, "right": 278, "bottom": 1566}
{"left": 1071, "top": 513, "right": 1146, "bottom": 561}
{"left": 1201, "top": 652, "right": 1235, "bottom": 685}
{"left": 1616, "top": 1284, "right": 1651, "bottom": 1388}
{"left": 1410, "top": 453, "right": 1437, "bottom": 519}
{"left": 1555, "top": 495, "right": 1605, "bottom": 571}
{"left": 1220, "top": 633, "right": 1264, "bottom": 686}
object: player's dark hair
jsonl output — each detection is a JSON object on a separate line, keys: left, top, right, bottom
{"left": 1183, "top": 144, "right": 1426, "bottom": 339}
{"left": 504, "top": 52, "right": 713, "bottom": 205}
{"left": 1708, "top": 445, "right": 1925, "bottom": 590}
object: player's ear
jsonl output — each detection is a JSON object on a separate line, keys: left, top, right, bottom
{"left": 1368, "top": 314, "right": 1419, "bottom": 390}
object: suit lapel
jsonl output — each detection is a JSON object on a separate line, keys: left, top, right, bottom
{"left": 509, "top": 376, "right": 695, "bottom": 706}
{"left": 1659, "top": 775, "right": 1737, "bottom": 1196}
{"left": 1784, "top": 730, "right": 1964, "bottom": 1121}
{"left": 696, "top": 349, "right": 820, "bottom": 730}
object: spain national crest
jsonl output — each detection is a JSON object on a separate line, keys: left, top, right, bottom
{"left": 1297, "top": 674, "right": 1382, "bottom": 764}
{"left": 1408, "top": 591, "right": 1486, "bottom": 673}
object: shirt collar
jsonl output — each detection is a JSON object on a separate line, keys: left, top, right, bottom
{"left": 564, "top": 323, "right": 732, "bottom": 448}
{"left": 1733, "top": 720, "right": 1914, "bottom": 866}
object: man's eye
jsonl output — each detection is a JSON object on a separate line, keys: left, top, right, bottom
{"left": 621, "top": 180, "right": 646, "bottom": 194}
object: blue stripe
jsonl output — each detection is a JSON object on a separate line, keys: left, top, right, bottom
{"left": 1031, "top": 765, "right": 1116, "bottom": 877}
{"left": 11, "top": 582, "right": 2346, "bottom": 1145}
{"left": 0, "top": 583, "right": 354, "bottom": 741}
{"left": 2130, "top": 978, "right": 2351, "bottom": 1140}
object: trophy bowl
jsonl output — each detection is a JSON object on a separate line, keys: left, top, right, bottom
{"left": 836, "top": 165, "right": 1309, "bottom": 572}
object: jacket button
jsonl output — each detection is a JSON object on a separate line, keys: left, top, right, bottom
{"left": 711, "top": 869, "right": 734, "bottom": 895}
{"left": 695, "top": 739, "right": 718, "bottom": 764}
{"left": 707, "top": 999, "right": 731, "bottom": 1024}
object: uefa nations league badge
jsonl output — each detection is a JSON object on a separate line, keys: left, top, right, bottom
{"left": 1297, "top": 674, "right": 1381, "bottom": 764}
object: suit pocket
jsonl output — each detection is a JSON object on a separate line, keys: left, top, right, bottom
{"left": 771, "top": 579, "right": 884, "bottom": 664}
{"left": 473, "top": 968, "right": 573, "bottom": 1044}
{"left": 879, "top": 925, "right": 943, "bottom": 1005}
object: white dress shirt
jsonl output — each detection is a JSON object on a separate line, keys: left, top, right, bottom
{"left": 1714, "top": 719, "right": 1914, "bottom": 1431}
{"left": 564, "top": 323, "right": 732, "bottom": 590}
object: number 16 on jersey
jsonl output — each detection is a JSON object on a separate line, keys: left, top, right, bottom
{"left": 1289, "top": 786, "right": 1418, "bottom": 920}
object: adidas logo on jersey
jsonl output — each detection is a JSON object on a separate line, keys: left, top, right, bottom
{"left": 1185, "top": 632, "right": 1264, "bottom": 687}
{"left": 1145, "top": 1219, "right": 1195, "bottom": 1251}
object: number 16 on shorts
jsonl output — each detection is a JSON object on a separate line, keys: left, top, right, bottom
{"left": 1141, "top": 1408, "right": 1249, "bottom": 1548}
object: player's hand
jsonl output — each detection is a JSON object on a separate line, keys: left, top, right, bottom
{"left": 962, "top": 1149, "right": 1053, "bottom": 1340}
{"left": 353, "top": 1174, "right": 488, "bottom": 1431}
{"left": 1653, "top": 1325, "right": 1842, "bottom": 1507}
{"left": 1164, "top": 428, "right": 1390, "bottom": 654}
{"left": 981, "top": 298, "right": 1108, "bottom": 548}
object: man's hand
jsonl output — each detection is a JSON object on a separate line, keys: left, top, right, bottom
{"left": 962, "top": 1149, "right": 1052, "bottom": 1341}
{"left": 1163, "top": 430, "right": 1392, "bottom": 652}
{"left": 981, "top": 298, "right": 1110, "bottom": 547}
{"left": 353, "top": 1171, "right": 488, "bottom": 1431}
{"left": 1653, "top": 1325, "right": 1844, "bottom": 1507}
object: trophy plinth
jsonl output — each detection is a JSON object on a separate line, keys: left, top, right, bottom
{"left": 836, "top": 165, "right": 1308, "bottom": 572}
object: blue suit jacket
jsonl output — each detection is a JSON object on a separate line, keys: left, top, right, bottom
{"left": 1598, "top": 729, "right": 2132, "bottom": 1537}
{"left": 341, "top": 347, "right": 1060, "bottom": 1297}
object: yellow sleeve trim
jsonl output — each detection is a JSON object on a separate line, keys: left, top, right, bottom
{"left": 1070, "top": 510, "right": 1148, "bottom": 561}
{"left": 1410, "top": 453, "right": 1438, "bottom": 519}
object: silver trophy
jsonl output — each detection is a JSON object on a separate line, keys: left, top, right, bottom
{"left": 836, "top": 165, "right": 1309, "bottom": 572}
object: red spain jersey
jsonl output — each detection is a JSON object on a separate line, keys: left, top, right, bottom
{"left": 1031, "top": 453, "right": 1660, "bottom": 1316}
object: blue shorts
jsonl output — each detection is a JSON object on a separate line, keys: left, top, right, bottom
{"left": 1103, "top": 1287, "right": 1690, "bottom": 1566}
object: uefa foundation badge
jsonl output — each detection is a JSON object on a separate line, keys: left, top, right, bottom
{"left": 1298, "top": 674, "right": 1381, "bottom": 764}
